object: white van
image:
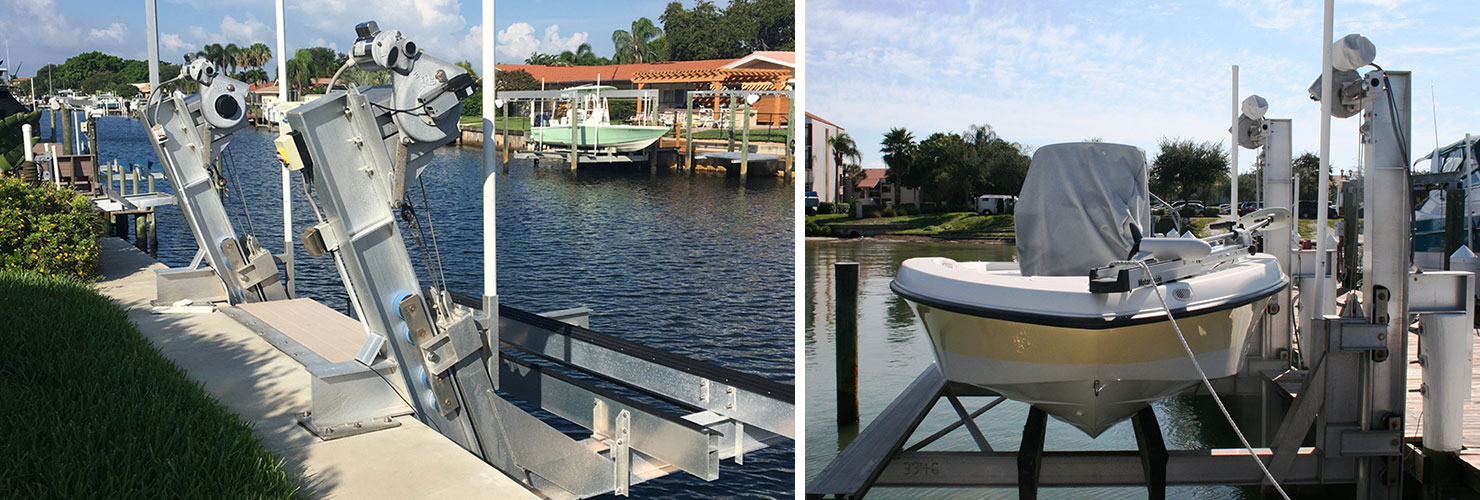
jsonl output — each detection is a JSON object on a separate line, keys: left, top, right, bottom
{"left": 975, "top": 194, "right": 1017, "bottom": 215}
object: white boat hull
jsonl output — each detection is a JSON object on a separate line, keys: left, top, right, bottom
{"left": 893, "top": 255, "right": 1285, "bottom": 437}
{"left": 908, "top": 299, "right": 1263, "bottom": 436}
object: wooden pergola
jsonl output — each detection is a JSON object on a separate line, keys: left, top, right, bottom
{"left": 631, "top": 68, "right": 792, "bottom": 124}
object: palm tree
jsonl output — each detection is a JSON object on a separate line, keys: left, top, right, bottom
{"left": 195, "top": 43, "right": 225, "bottom": 70}
{"left": 557, "top": 43, "right": 598, "bottom": 66}
{"left": 224, "top": 43, "right": 241, "bottom": 76}
{"left": 612, "top": 18, "right": 662, "bottom": 64}
{"left": 829, "top": 132, "right": 861, "bottom": 203}
{"left": 881, "top": 127, "right": 919, "bottom": 210}
{"left": 246, "top": 43, "right": 271, "bottom": 73}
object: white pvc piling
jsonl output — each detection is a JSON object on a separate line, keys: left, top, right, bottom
{"left": 1420, "top": 311, "right": 1473, "bottom": 452}
{"left": 1313, "top": 0, "right": 1334, "bottom": 320}
{"left": 22, "top": 124, "right": 33, "bottom": 163}
{"left": 276, "top": 0, "right": 294, "bottom": 297}
{"left": 481, "top": 0, "right": 500, "bottom": 387}
{"left": 1230, "top": 65, "right": 1239, "bottom": 217}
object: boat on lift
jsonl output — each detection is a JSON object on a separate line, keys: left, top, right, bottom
{"left": 528, "top": 84, "right": 669, "bottom": 152}
{"left": 891, "top": 142, "right": 1289, "bottom": 437}
{"left": 1413, "top": 135, "right": 1480, "bottom": 269}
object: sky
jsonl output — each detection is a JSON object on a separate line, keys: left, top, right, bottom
{"left": 0, "top": 0, "right": 681, "bottom": 77}
{"left": 806, "top": 0, "right": 1480, "bottom": 176}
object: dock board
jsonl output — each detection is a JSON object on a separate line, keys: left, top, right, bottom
{"left": 235, "top": 298, "right": 368, "bottom": 364}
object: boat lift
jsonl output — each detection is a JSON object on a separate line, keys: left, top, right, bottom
{"left": 138, "top": 17, "right": 792, "bottom": 498}
{"left": 498, "top": 87, "right": 662, "bottom": 167}
{"left": 809, "top": 21, "right": 1474, "bottom": 500}
{"left": 683, "top": 89, "right": 794, "bottom": 176}
{"left": 139, "top": 57, "right": 289, "bottom": 306}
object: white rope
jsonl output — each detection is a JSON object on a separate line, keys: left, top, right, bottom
{"left": 1134, "top": 260, "right": 1292, "bottom": 500}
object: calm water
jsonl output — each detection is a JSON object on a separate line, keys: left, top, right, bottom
{"left": 86, "top": 115, "right": 794, "bottom": 499}
{"left": 804, "top": 238, "right": 1265, "bottom": 499}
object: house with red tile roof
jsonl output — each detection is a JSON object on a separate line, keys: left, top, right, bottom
{"left": 497, "top": 51, "right": 793, "bottom": 126}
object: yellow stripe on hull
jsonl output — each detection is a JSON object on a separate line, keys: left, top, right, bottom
{"left": 907, "top": 299, "right": 1266, "bottom": 436}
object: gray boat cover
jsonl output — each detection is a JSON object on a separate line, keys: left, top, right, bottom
{"left": 1016, "top": 142, "right": 1150, "bottom": 277}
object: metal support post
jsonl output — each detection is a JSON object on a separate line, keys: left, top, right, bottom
{"left": 1132, "top": 406, "right": 1169, "bottom": 500}
{"left": 1018, "top": 406, "right": 1048, "bottom": 500}
{"left": 1358, "top": 70, "right": 1410, "bottom": 499}
{"left": 1263, "top": 119, "right": 1294, "bottom": 359}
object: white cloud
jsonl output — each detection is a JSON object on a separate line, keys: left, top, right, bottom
{"left": 220, "top": 14, "right": 270, "bottom": 44}
{"left": 160, "top": 33, "right": 191, "bottom": 56}
{"left": 89, "top": 22, "right": 129, "bottom": 44}
{"left": 496, "top": 22, "right": 589, "bottom": 62}
{"left": 287, "top": 0, "right": 473, "bottom": 63}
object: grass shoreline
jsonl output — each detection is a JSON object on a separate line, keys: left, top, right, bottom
{"left": 0, "top": 270, "right": 303, "bottom": 499}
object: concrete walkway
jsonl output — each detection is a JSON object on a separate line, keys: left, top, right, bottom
{"left": 94, "top": 238, "right": 537, "bottom": 499}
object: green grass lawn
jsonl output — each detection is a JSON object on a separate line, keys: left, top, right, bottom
{"left": 690, "top": 127, "right": 788, "bottom": 142}
{"left": 808, "top": 212, "right": 1015, "bottom": 238}
{"left": 0, "top": 271, "right": 303, "bottom": 499}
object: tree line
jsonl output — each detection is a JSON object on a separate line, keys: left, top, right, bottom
{"left": 827, "top": 124, "right": 1032, "bottom": 211}
{"left": 824, "top": 127, "right": 1335, "bottom": 212}
{"left": 524, "top": 0, "right": 794, "bottom": 66}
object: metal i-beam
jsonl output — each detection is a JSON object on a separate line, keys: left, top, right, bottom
{"left": 466, "top": 296, "right": 795, "bottom": 440}
{"left": 871, "top": 448, "right": 1340, "bottom": 488}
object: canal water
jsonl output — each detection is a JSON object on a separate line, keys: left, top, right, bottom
{"left": 804, "top": 238, "right": 1262, "bottom": 499}
{"left": 86, "top": 116, "right": 794, "bottom": 499}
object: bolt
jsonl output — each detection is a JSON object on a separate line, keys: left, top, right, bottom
{"left": 417, "top": 328, "right": 429, "bottom": 338}
{"left": 444, "top": 398, "right": 454, "bottom": 406}
{"left": 1377, "top": 333, "right": 1386, "bottom": 341}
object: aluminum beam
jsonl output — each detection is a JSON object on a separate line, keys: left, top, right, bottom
{"left": 142, "top": 95, "right": 286, "bottom": 304}
{"left": 871, "top": 448, "right": 1339, "bottom": 488}
{"left": 451, "top": 292, "right": 794, "bottom": 440}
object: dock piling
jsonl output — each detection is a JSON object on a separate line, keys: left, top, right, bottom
{"left": 684, "top": 94, "right": 694, "bottom": 174}
{"left": 785, "top": 96, "right": 794, "bottom": 179}
{"left": 727, "top": 95, "right": 736, "bottom": 153}
{"left": 836, "top": 261, "right": 860, "bottom": 426}
{"left": 740, "top": 104, "right": 751, "bottom": 178}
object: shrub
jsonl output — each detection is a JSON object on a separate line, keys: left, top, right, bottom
{"left": 818, "top": 202, "right": 835, "bottom": 215}
{"left": 867, "top": 209, "right": 882, "bottom": 219}
{"left": 0, "top": 178, "right": 104, "bottom": 281}
{"left": 1178, "top": 205, "right": 1202, "bottom": 218}
{"left": 805, "top": 219, "right": 827, "bottom": 236}
{"left": 1202, "top": 206, "right": 1221, "bottom": 217}
{"left": 835, "top": 202, "right": 851, "bottom": 216}
{"left": 882, "top": 206, "right": 897, "bottom": 218}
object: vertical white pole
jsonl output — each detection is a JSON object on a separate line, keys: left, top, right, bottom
{"left": 1230, "top": 65, "right": 1239, "bottom": 217}
{"left": 276, "top": 0, "right": 294, "bottom": 297}
{"left": 1314, "top": 0, "right": 1334, "bottom": 321}
{"left": 144, "top": 0, "right": 159, "bottom": 92}
{"left": 22, "top": 124, "right": 33, "bottom": 163}
{"left": 482, "top": 0, "right": 499, "bottom": 388}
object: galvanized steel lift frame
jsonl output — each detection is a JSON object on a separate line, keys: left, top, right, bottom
{"left": 138, "top": 62, "right": 288, "bottom": 306}
{"left": 281, "top": 22, "right": 793, "bottom": 499}
{"left": 808, "top": 70, "right": 1472, "bottom": 500}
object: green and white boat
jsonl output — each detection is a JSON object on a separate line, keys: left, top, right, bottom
{"left": 530, "top": 85, "right": 669, "bottom": 152}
